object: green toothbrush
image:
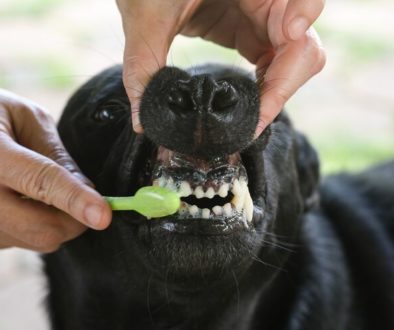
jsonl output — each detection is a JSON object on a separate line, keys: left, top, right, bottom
{"left": 104, "top": 186, "right": 180, "bottom": 219}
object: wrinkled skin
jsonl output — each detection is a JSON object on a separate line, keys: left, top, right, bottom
{"left": 43, "top": 65, "right": 394, "bottom": 330}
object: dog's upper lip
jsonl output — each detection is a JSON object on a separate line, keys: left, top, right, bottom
{"left": 156, "top": 146, "right": 242, "bottom": 171}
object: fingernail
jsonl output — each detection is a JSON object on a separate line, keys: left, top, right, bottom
{"left": 84, "top": 204, "right": 103, "bottom": 228}
{"left": 288, "top": 17, "right": 309, "bottom": 40}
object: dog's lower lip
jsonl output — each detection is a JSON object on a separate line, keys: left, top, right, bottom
{"left": 146, "top": 216, "right": 250, "bottom": 236}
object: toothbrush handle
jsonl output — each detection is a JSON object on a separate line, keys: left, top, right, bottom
{"left": 104, "top": 196, "right": 137, "bottom": 211}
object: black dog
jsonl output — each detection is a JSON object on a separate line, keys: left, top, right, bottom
{"left": 43, "top": 64, "right": 394, "bottom": 330}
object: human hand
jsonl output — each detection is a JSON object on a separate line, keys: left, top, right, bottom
{"left": 116, "top": 0, "right": 326, "bottom": 137}
{"left": 0, "top": 90, "right": 111, "bottom": 252}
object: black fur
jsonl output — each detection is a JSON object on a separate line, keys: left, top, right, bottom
{"left": 43, "top": 64, "right": 394, "bottom": 330}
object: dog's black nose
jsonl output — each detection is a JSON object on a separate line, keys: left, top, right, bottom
{"left": 140, "top": 66, "right": 259, "bottom": 159}
{"left": 165, "top": 76, "right": 239, "bottom": 120}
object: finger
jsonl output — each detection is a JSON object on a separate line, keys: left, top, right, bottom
{"left": 0, "top": 134, "right": 112, "bottom": 229}
{"left": 120, "top": 8, "right": 171, "bottom": 133}
{"left": 283, "top": 0, "right": 325, "bottom": 41}
{"left": 117, "top": 0, "right": 201, "bottom": 133}
{"left": 0, "top": 187, "right": 86, "bottom": 252}
{"left": 254, "top": 29, "right": 326, "bottom": 138}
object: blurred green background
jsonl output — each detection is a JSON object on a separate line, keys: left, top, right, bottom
{"left": 0, "top": 0, "right": 393, "bottom": 175}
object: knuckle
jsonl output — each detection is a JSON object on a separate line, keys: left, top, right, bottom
{"left": 45, "top": 145, "right": 76, "bottom": 172}
{"left": 29, "top": 106, "right": 54, "bottom": 125}
{"left": 23, "top": 162, "right": 60, "bottom": 205}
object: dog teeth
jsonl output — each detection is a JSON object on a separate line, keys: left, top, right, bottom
{"left": 223, "top": 203, "right": 232, "bottom": 216}
{"left": 232, "top": 196, "right": 243, "bottom": 212}
{"left": 205, "top": 187, "right": 215, "bottom": 199}
{"left": 218, "top": 183, "right": 229, "bottom": 197}
{"left": 178, "top": 181, "right": 192, "bottom": 197}
{"left": 232, "top": 179, "right": 242, "bottom": 196}
{"left": 212, "top": 206, "right": 223, "bottom": 216}
{"left": 194, "top": 186, "right": 205, "bottom": 199}
{"left": 243, "top": 189, "right": 254, "bottom": 223}
{"left": 189, "top": 205, "right": 199, "bottom": 216}
{"left": 153, "top": 175, "right": 254, "bottom": 222}
{"left": 202, "top": 208, "right": 210, "bottom": 219}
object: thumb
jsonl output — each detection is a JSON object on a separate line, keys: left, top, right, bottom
{"left": 3, "top": 100, "right": 112, "bottom": 230}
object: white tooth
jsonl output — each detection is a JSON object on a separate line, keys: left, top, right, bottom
{"left": 212, "top": 206, "right": 223, "bottom": 216}
{"left": 202, "top": 208, "right": 210, "bottom": 219}
{"left": 189, "top": 205, "right": 199, "bottom": 216}
{"left": 218, "top": 183, "right": 229, "bottom": 198}
{"left": 205, "top": 187, "right": 215, "bottom": 199}
{"left": 232, "top": 192, "right": 245, "bottom": 212}
{"left": 240, "top": 179, "right": 248, "bottom": 191}
{"left": 178, "top": 181, "right": 192, "bottom": 197}
{"left": 223, "top": 203, "right": 232, "bottom": 216}
{"left": 244, "top": 189, "right": 254, "bottom": 222}
{"left": 231, "top": 179, "right": 242, "bottom": 196}
{"left": 194, "top": 186, "right": 205, "bottom": 199}
{"left": 152, "top": 179, "right": 159, "bottom": 186}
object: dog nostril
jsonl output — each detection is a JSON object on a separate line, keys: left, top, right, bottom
{"left": 212, "top": 82, "right": 238, "bottom": 111}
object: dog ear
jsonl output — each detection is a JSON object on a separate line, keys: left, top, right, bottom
{"left": 294, "top": 132, "right": 320, "bottom": 211}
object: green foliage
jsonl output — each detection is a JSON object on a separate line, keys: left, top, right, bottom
{"left": 0, "top": 0, "right": 65, "bottom": 18}
{"left": 315, "top": 137, "right": 394, "bottom": 174}
{"left": 315, "top": 23, "right": 394, "bottom": 64}
{"left": 0, "top": 72, "right": 11, "bottom": 89}
{"left": 29, "top": 56, "right": 76, "bottom": 89}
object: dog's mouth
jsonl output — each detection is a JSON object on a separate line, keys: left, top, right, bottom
{"left": 148, "top": 146, "right": 257, "bottom": 229}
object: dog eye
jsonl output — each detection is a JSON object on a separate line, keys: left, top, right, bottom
{"left": 92, "top": 100, "right": 127, "bottom": 123}
{"left": 93, "top": 109, "right": 114, "bottom": 122}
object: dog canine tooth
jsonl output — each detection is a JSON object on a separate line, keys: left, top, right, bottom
{"left": 212, "top": 206, "right": 223, "bottom": 216}
{"left": 205, "top": 187, "right": 215, "bottom": 199}
{"left": 202, "top": 208, "right": 210, "bottom": 219}
{"left": 223, "top": 203, "right": 232, "bottom": 216}
{"left": 244, "top": 190, "right": 254, "bottom": 222}
{"left": 218, "top": 183, "right": 229, "bottom": 198}
{"left": 194, "top": 186, "right": 205, "bottom": 199}
{"left": 178, "top": 181, "right": 192, "bottom": 197}
{"left": 232, "top": 192, "right": 245, "bottom": 212}
{"left": 231, "top": 179, "right": 242, "bottom": 196}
